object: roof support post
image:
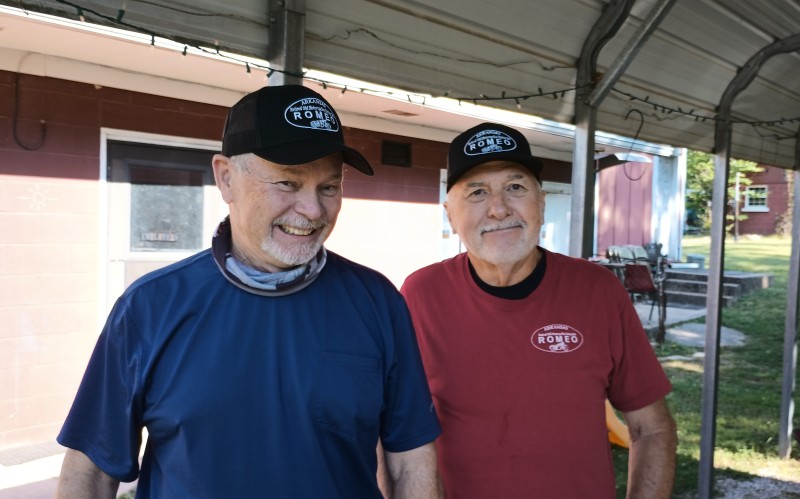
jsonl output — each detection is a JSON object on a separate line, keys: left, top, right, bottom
{"left": 570, "top": 0, "right": 634, "bottom": 258}
{"left": 571, "top": 103, "right": 597, "bottom": 256}
{"left": 698, "top": 33, "right": 800, "bottom": 498}
{"left": 588, "top": 0, "right": 679, "bottom": 107}
{"left": 268, "top": 0, "right": 306, "bottom": 86}
{"left": 778, "top": 130, "right": 800, "bottom": 458}
{"left": 698, "top": 117, "right": 731, "bottom": 499}
{"left": 571, "top": 0, "right": 675, "bottom": 257}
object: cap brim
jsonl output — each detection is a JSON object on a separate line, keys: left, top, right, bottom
{"left": 253, "top": 140, "right": 374, "bottom": 175}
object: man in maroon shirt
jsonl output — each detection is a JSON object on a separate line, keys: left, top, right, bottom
{"left": 401, "top": 122, "right": 677, "bottom": 498}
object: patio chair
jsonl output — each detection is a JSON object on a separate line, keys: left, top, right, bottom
{"left": 623, "top": 263, "right": 659, "bottom": 320}
{"left": 643, "top": 242, "right": 664, "bottom": 267}
{"left": 606, "top": 245, "right": 622, "bottom": 262}
{"left": 624, "top": 244, "right": 650, "bottom": 264}
{"left": 613, "top": 246, "right": 636, "bottom": 263}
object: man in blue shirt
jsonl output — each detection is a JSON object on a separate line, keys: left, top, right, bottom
{"left": 56, "top": 85, "right": 442, "bottom": 498}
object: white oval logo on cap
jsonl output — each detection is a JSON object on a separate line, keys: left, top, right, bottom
{"left": 464, "top": 130, "right": 517, "bottom": 156}
{"left": 284, "top": 97, "right": 339, "bottom": 132}
{"left": 530, "top": 324, "right": 584, "bottom": 353}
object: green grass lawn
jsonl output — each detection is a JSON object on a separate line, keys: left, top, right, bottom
{"left": 613, "top": 235, "right": 800, "bottom": 497}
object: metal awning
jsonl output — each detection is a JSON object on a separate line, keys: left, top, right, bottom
{"left": 1, "top": 1, "right": 798, "bottom": 497}
{"left": 5, "top": 0, "right": 798, "bottom": 167}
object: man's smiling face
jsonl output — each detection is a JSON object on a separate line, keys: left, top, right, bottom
{"left": 445, "top": 161, "right": 545, "bottom": 268}
{"left": 214, "top": 152, "right": 343, "bottom": 272}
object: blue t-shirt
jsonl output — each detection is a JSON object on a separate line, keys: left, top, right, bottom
{"left": 58, "top": 249, "right": 441, "bottom": 498}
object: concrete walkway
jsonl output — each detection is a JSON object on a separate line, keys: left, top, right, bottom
{"left": 635, "top": 301, "right": 706, "bottom": 336}
{"left": 633, "top": 301, "right": 747, "bottom": 348}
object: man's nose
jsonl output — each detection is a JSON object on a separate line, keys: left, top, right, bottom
{"left": 293, "top": 188, "right": 324, "bottom": 220}
{"left": 487, "top": 192, "right": 511, "bottom": 219}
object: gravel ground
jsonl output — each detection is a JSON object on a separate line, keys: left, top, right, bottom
{"left": 716, "top": 476, "right": 800, "bottom": 498}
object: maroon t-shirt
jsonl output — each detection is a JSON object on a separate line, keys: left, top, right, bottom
{"left": 401, "top": 250, "right": 671, "bottom": 499}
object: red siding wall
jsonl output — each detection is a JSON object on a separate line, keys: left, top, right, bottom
{"left": 596, "top": 161, "right": 653, "bottom": 257}
{"left": 737, "top": 166, "right": 791, "bottom": 235}
{"left": 344, "top": 128, "right": 443, "bottom": 203}
{"left": 0, "top": 71, "right": 230, "bottom": 450}
{"left": 2, "top": 72, "right": 228, "bottom": 179}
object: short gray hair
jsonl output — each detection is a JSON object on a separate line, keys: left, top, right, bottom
{"left": 228, "top": 153, "right": 256, "bottom": 173}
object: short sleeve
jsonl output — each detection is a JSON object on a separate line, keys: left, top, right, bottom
{"left": 379, "top": 299, "right": 442, "bottom": 453}
{"left": 56, "top": 297, "right": 145, "bottom": 482}
{"left": 607, "top": 295, "right": 672, "bottom": 412}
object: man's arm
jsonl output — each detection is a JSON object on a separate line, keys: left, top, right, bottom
{"left": 383, "top": 441, "right": 442, "bottom": 499}
{"left": 376, "top": 441, "right": 392, "bottom": 498}
{"left": 56, "top": 448, "right": 120, "bottom": 499}
{"left": 622, "top": 398, "right": 678, "bottom": 499}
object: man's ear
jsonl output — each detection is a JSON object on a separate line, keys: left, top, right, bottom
{"left": 212, "top": 154, "right": 234, "bottom": 204}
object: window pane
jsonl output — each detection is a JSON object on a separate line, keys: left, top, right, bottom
{"left": 129, "top": 166, "right": 204, "bottom": 251}
{"left": 745, "top": 186, "right": 767, "bottom": 207}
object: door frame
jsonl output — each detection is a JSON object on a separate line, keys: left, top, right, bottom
{"left": 98, "top": 128, "right": 222, "bottom": 327}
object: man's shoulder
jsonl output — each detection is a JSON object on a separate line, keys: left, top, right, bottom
{"left": 546, "top": 250, "right": 620, "bottom": 280}
{"left": 324, "top": 251, "right": 400, "bottom": 294}
{"left": 402, "top": 253, "right": 465, "bottom": 293}
{"left": 326, "top": 251, "right": 388, "bottom": 279}
{"left": 123, "top": 249, "right": 216, "bottom": 296}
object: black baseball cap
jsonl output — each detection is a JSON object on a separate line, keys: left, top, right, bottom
{"left": 447, "top": 122, "right": 543, "bottom": 191}
{"left": 221, "top": 85, "right": 374, "bottom": 175}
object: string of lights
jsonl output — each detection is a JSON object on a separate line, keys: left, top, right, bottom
{"left": 308, "top": 28, "right": 573, "bottom": 72}
{"left": 31, "top": 0, "right": 800, "bottom": 142}
{"left": 611, "top": 88, "right": 800, "bottom": 128}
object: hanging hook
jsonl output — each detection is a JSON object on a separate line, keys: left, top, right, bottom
{"left": 12, "top": 72, "right": 46, "bottom": 151}
{"left": 622, "top": 108, "right": 646, "bottom": 181}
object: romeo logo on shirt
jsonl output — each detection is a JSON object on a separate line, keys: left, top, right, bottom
{"left": 530, "top": 324, "right": 584, "bottom": 353}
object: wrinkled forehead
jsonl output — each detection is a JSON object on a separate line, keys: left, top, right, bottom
{"left": 458, "top": 160, "right": 539, "bottom": 185}
{"left": 245, "top": 152, "right": 345, "bottom": 177}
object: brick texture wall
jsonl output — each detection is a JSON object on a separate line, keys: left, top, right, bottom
{"left": 738, "top": 166, "right": 791, "bottom": 235}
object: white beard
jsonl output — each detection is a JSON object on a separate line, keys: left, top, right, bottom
{"left": 261, "top": 217, "right": 333, "bottom": 267}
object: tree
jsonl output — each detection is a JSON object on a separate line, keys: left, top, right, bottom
{"left": 685, "top": 150, "right": 762, "bottom": 235}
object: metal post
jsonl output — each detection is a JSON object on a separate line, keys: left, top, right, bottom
{"left": 698, "top": 119, "right": 731, "bottom": 499}
{"left": 734, "top": 171, "right": 740, "bottom": 242}
{"left": 570, "top": 0, "right": 635, "bottom": 258}
{"left": 570, "top": 104, "right": 597, "bottom": 258}
{"left": 587, "top": 0, "right": 679, "bottom": 107}
{"left": 268, "top": 0, "right": 306, "bottom": 86}
{"left": 778, "top": 132, "right": 800, "bottom": 458}
{"left": 697, "top": 32, "right": 800, "bottom": 496}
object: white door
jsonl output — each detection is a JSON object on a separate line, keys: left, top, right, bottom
{"left": 105, "top": 139, "right": 223, "bottom": 312}
{"left": 439, "top": 169, "right": 463, "bottom": 259}
{"left": 540, "top": 183, "right": 571, "bottom": 255}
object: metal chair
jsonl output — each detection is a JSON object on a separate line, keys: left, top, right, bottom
{"left": 623, "top": 263, "right": 659, "bottom": 319}
{"left": 623, "top": 258, "right": 669, "bottom": 343}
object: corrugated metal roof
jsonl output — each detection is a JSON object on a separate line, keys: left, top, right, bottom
{"left": 4, "top": 0, "right": 799, "bottom": 167}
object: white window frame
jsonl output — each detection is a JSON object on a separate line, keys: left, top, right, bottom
{"left": 742, "top": 185, "right": 769, "bottom": 212}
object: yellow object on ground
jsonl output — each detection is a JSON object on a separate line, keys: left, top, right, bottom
{"left": 606, "top": 400, "right": 630, "bottom": 448}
